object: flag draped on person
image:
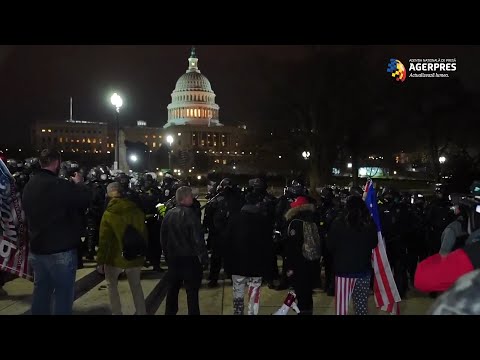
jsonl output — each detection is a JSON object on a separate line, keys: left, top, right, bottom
{"left": 363, "top": 179, "right": 401, "bottom": 314}
{"left": 0, "top": 159, "right": 31, "bottom": 280}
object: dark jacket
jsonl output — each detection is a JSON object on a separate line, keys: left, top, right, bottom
{"left": 327, "top": 215, "right": 378, "bottom": 276}
{"left": 284, "top": 203, "right": 318, "bottom": 271}
{"left": 160, "top": 205, "right": 208, "bottom": 265}
{"left": 22, "top": 169, "right": 91, "bottom": 255}
{"left": 224, "top": 204, "right": 274, "bottom": 278}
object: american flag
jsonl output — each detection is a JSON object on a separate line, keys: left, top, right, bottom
{"left": 363, "top": 179, "right": 401, "bottom": 314}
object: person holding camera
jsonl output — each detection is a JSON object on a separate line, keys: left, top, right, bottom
{"left": 22, "top": 149, "right": 90, "bottom": 315}
{"left": 96, "top": 182, "right": 147, "bottom": 315}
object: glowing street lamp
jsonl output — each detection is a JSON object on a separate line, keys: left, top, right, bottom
{"left": 110, "top": 92, "right": 123, "bottom": 170}
{"left": 347, "top": 163, "right": 353, "bottom": 168}
{"left": 166, "top": 135, "right": 174, "bottom": 170}
{"left": 302, "top": 151, "right": 310, "bottom": 160}
{"left": 197, "top": 175, "right": 201, "bottom": 180}
{"left": 439, "top": 156, "right": 447, "bottom": 164}
{"left": 130, "top": 154, "right": 138, "bottom": 163}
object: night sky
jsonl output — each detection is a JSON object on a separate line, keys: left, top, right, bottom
{"left": 1, "top": 45, "right": 480, "bottom": 147}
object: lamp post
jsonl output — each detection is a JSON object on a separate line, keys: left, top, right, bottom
{"left": 166, "top": 135, "right": 174, "bottom": 170}
{"left": 302, "top": 151, "right": 310, "bottom": 160}
{"left": 110, "top": 93, "right": 123, "bottom": 170}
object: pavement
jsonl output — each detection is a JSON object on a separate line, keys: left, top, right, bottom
{"left": 0, "top": 259, "right": 435, "bottom": 315}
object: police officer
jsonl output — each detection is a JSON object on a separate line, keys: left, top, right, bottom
{"left": 139, "top": 173, "right": 163, "bottom": 272}
{"left": 114, "top": 172, "right": 142, "bottom": 209}
{"left": 425, "top": 184, "right": 454, "bottom": 256}
{"left": 203, "top": 178, "right": 244, "bottom": 288}
{"left": 159, "top": 172, "right": 177, "bottom": 202}
{"left": 84, "top": 166, "right": 109, "bottom": 260}
{"left": 24, "top": 157, "right": 41, "bottom": 181}
{"left": 380, "top": 188, "right": 410, "bottom": 298}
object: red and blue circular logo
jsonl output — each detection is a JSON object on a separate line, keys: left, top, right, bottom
{"left": 387, "top": 59, "right": 407, "bottom": 82}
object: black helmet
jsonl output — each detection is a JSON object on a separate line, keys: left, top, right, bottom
{"left": 320, "top": 187, "right": 334, "bottom": 201}
{"left": 97, "top": 165, "right": 110, "bottom": 182}
{"left": 87, "top": 167, "right": 102, "bottom": 182}
{"left": 470, "top": 181, "right": 480, "bottom": 198}
{"left": 219, "top": 178, "right": 233, "bottom": 190}
{"left": 6, "top": 159, "right": 19, "bottom": 173}
{"left": 24, "top": 158, "right": 40, "bottom": 174}
{"left": 350, "top": 186, "right": 364, "bottom": 197}
{"left": 144, "top": 174, "right": 154, "bottom": 182}
{"left": 13, "top": 172, "right": 29, "bottom": 189}
{"left": 248, "top": 178, "right": 267, "bottom": 191}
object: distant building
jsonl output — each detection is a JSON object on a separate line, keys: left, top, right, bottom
{"left": 31, "top": 119, "right": 113, "bottom": 155}
{"left": 31, "top": 48, "right": 252, "bottom": 172}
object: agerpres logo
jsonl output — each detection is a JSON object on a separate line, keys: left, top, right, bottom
{"left": 388, "top": 57, "right": 457, "bottom": 82}
{"left": 387, "top": 59, "right": 407, "bottom": 82}
{"left": 408, "top": 58, "right": 456, "bottom": 78}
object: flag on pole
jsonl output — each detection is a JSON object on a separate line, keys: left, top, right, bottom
{"left": 0, "top": 159, "right": 32, "bottom": 281}
{"left": 363, "top": 179, "right": 401, "bottom": 314}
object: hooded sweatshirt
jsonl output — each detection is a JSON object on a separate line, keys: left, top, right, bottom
{"left": 97, "top": 197, "right": 147, "bottom": 269}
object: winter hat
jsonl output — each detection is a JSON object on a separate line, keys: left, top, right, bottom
{"left": 290, "top": 196, "right": 309, "bottom": 208}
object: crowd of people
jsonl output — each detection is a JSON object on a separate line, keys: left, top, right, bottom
{"left": 2, "top": 148, "right": 480, "bottom": 315}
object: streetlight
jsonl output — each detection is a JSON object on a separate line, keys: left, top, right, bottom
{"left": 130, "top": 154, "right": 138, "bottom": 163}
{"left": 347, "top": 163, "right": 353, "bottom": 168}
{"left": 302, "top": 151, "right": 310, "bottom": 160}
{"left": 166, "top": 135, "right": 174, "bottom": 170}
{"left": 439, "top": 156, "right": 446, "bottom": 164}
{"left": 110, "top": 92, "right": 123, "bottom": 170}
{"left": 197, "top": 175, "right": 201, "bottom": 180}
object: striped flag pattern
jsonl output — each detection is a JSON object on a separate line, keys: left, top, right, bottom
{"left": 363, "top": 180, "right": 401, "bottom": 314}
{"left": 335, "top": 276, "right": 357, "bottom": 315}
{"left": 0, "top": 159, "right": 32, "bottom": 280}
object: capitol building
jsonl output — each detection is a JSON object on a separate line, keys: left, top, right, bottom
{"left": 30, "top": 47, "right": 251, "bottom": 172}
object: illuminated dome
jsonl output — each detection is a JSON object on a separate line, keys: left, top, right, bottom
{"left": 174, "top": 72, "right": 213, "bottom": 93}
{"left": 165, "top": 47, "right": 221, "bottom": 128}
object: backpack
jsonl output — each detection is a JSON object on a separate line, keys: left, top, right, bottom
{"left": 289, "top": 220, "right": 322, "bottom": 261}
{"left": 122, "top": 224, "right": 146, "bottom": 261}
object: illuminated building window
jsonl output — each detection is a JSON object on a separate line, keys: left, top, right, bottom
{"left": 222, "top": 142, "right": 225, "bottom": 146}
{"left": 41, "top": 129, "right": 46, "bottom": 132}
{"left": 145, "top": 142, "right": 148, "bottom": 146}
{"left": 82, "top": 139, "right": 86, "bottom": 143}
{"left": 153, "top": 135, "right": 156, "bottom": 139}
{"left": 213, "top": 142, "right": 217, "bottom": 146}
{"left": 48, "top": 129, "right": 52, "bottom": 133}
{"left": 223, "top": 160, "right": 227, "bottom": 165}
{"left": 71, "top": 139, "right": 74, "bottom": 143}
{"left": 111, "top": 143, "right": 114, "bottom": 148}
{"left": 59, "top": 137, "right": 63, "bottom": 143}
{"left": 236, "top": 143, "right": 239, "bottom": 147}
{"left": 207, "top": 134, "right": 210, "bottom": 137}
{"left": 213, "top": 134, "right": 217, "bottom": 138}
{"left": 145, "top": 135, "right": 148, "bottom": 139}
{"left": 87, "top": 138, "right": 91, "bottom": 144}
{"left": 201, "top": 140, "right": 205, "bottom": 146}
{"left": 193, "top": 133, "right": 196, "bottom": 137}
{"left": 93, "top": 139, "right": 97, "bottom": 144}
{"left": 107, "top": 143, "right": 110, "bottom": 148}
{"left": 77, "top": 140, "right": 80, "bottom": 143}
{"left": 215, "top": 159, "right": 219, "bottom": 164}
{"left": 178, "top": 133, "right": 182, "bottom": 136}
{"left": 153, "top": 142, "right": 156, "bottom": 148}
{"left": 222, "top": 135, "right": 225, "bottom": 138}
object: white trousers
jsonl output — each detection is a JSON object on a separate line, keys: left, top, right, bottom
{"left": 104, "top": 266, "right": 146, "bottom": 315}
